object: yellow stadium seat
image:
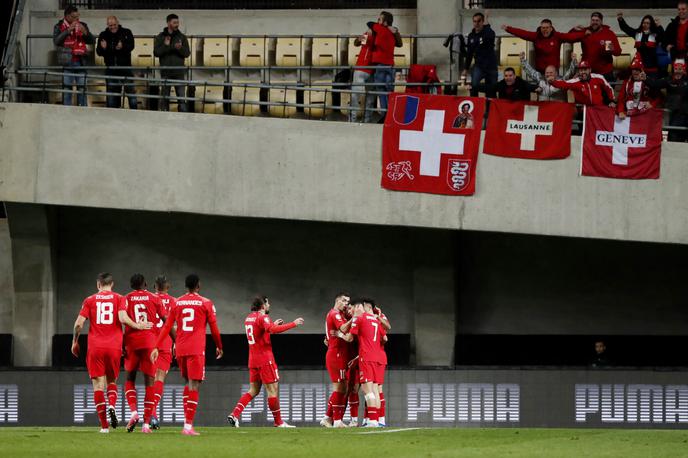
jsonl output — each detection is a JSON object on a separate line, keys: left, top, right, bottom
{"left": 87, "top": 82, "right": 107, "bottom": 107}
{"left": 94, "top": 48, "right": 104, "bottom": 66}
{"left": 239, "top": 38, "right": 266, "bottom": 67}
{"left": 203, "top": 38, "right": 233, "bottom": 67}
{"left": 394, "top": 37, "right": 412, "bottom": 67}
{"left": 276, "top": 38, "right": 303, "bottom": 67}
{"left": 304, "top": 80, "right": 332, "bottom": 118}
{"left": 312, "top": 38, "right": 341, "bottom": 67}
{"left": 614, "top": 36, "right": 636, "bottom": 71}
{"left": 268, "top": 81, "right": 298, "bottom": 118}
{"left": 394, "top": 71, "right": 406, "bottom": 93}
{"left": 573, "top": 42, "right": 583, "bottom": 63}
{"left": 194, "top": 81, "right": 226, "bottom": 114}
{"left": 500, "top": 37, "right": 527, "bottom": 67}
{"left": 231, "top": 81, "right": 262, "bottom": 116}
{"left": 133, "top": 37, "right": 156, "bottom": 67}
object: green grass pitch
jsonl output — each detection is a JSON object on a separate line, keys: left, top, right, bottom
{"left": 1, "top": 427, "right": 688, "bottom": 457}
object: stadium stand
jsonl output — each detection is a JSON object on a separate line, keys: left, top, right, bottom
{"left": 202, "top": 37, "right": 233, "bottom": 67}
{"left": 239, "top": 37, "right": 266, "bottom": 66}
{"left": 132, "top": 36, "right": 156, "bottom": 67}
{"left": 230, "top": 81, "right": 262, "bottom": 115}
{"left": 268, "top": 81, "right": 298, "bottom": 117}
{"left": 275, "top": 37, "right": 303, "bottom": 66}
{"left": 311, "top": 37, "right": 341, "bottom": 67}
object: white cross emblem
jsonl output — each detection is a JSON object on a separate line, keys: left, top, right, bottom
{"left": 398, "top": 110, "right": 465, "bottom": 177}
{"left": 595, "top": 117, "right": 646, "bottom": 165}
{"left": 505, "top": 105, "right": 553, "bottom": 151}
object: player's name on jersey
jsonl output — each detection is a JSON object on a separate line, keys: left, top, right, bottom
{"left": 245, "top": 316, "right": 257, "bottom": 322}
{"left": 177, "top": 300, "right": 203, "bottom": 306}
{"left": 129, "top": 295, "right": 152, "bottom": 301}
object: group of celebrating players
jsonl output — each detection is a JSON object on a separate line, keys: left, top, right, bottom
{"left": 72, "top": 274, "right": 389, "bottom": 434}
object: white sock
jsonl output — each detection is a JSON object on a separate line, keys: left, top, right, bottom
{"left": 184, "top": 422, "right": 193, "bottom": 430}
{"left": 143, "top": 423, "right": 149, "bottom": 428}
{"left": 131, "top": 411, "right": 138, "bottom": 418}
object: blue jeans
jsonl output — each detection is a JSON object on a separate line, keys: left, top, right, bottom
{"left": 63, "top": 61, "right": 86, "bottom": 106}
{"left": 106, "top": 72, "right": 137, "bottom": 109}
{"left": 470, "top": 66, "right": 497, "bottom": 98}
{"left": 373, "top": 66, "right": 394, "bottom": 112}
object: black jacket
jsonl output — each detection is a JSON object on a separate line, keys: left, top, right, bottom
{"left": 96, "top": 26, "right": 135, "bottom": 73}
{"left": 495, "top": 76, "right": 533, "bottom": 101}
{"left": 464, "top": 24, "right": 497, "bottom": 71}
{"left": 617, "top": 17, "right": 664, "bottom": 71}
{"left": 664, "top": 16, "right": 688, "bottom": 56}
{"left": 154, "top": 27, "right": 190, "bottom": 76}
{"left": 646, "top": 74, "right": 688, "bottom": 115}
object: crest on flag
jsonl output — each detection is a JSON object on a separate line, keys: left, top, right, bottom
{"left": 392, "top": 95, "right": 420, "bottom": 125}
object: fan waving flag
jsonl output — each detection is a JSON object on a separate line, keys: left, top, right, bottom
{"left": 381, "top": 93, "right": 486, "bottom": 195}
{"left": 483, "top": 100, "right": 574, "bottom": 159}
{"left": 582, "top": 106, "right": 662, "bottom": 179}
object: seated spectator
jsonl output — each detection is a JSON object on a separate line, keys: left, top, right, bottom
{"left": 97, "top": 16, "right": 137, "bottom": 109}
{"left": 154, "top": 13, "right": 190, "bottom": 112}
{"left": 590, "top": 340, "right": 611, "bottom": 368}
{"left": 350, "top": 26, "right": 375, "bottom": 123}
{"left": 493, "top": 67, "right": 534, "bottom": 100}
{"left": 462, "top": 12, "right": 497, "bottom": 98}
{"left": 52, "top": 5, "right": 95, "bottom": 107}
{"left": 617, "top": 12, "right": 664, "bottom": 78}
{"left": 617, "top": 56, "right": 660, "bottom": 119}
{"left": 646, "top": 59, "right": 688, "bottom": 142}
{"left": 368, "top": 11, "right": 403, "bottom": 117}
{"left": 664, "top": 1, "right": 688, "bottom": 62}
{"left": 571, "top": 12, "right": 621, "bottom": 82}
{"left": 501, "top": 19, "right": 584, "bottom": 74}
{"left": 548, "top": 60, "right": 616, "bottom": 107}
{"left": 520, "top": 51, "right": 578, "bottom": 102}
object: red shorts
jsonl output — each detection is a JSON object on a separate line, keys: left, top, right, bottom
{"left": 156, "top": 350, "right": 173, "bottom": 373}
{"left": 124, "top": 347, "right": 156, "bottom": 377}
{"left": 249, "top": 361, "right": 279, "bottom": 384}
{"left": 326, "top": 355, "right": 348, "bottom": 383}
{"left": 87, "top": 347, "right": 121, "bottom": 379}
{"left": 178, "top": 354, "right": 206, "bottom": 381}
{"left": 359, "top": 361, "right": 385, "bottom": 385}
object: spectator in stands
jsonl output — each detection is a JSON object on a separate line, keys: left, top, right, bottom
{"left": 520, "top": 51, "right": 578, "bottom": 102}
{"left": 645, "top": 59, "right": 688, "bottom": 142}
{"left": 368, "top": 11, "right": 403, "bottom": 118}
{"left": 154, "top": 14, "right": 190, "bottom": 112}
{"left": 571, "top": 12, "right": 621, "bottom": 82}
{"left": 547, "top": 60, "right": 616, "bottom": 107}
{"left": 590, "top": 340, "right": 610, "bottom": 368}
{"left": 664, "top": 1, "right": 688, "bottom": 62}
{"left": 616, "top": 12, "right": 664, "bottom": 78}
{"left": 493, "top": 67, "right": 534, "bottom": 100}
{"left": 501, "top": 19, "right": 584, "bottom": 74}
{"left": 616, "top": 56, "right": 660, "bottom": 119}
{"left": 52, "top": 5, "right": 95, "bottom": 107}
{"left": 351, "top": 26, "right": 375, "bottom": 123}
{"left": 97, "top": 16, "right": 137, "bottom": 109}
{"left": 463, "top": 12, "right": 497, "bottom": 98}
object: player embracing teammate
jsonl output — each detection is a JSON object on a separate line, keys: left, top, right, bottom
{"left": 321, "top": 293, "right": 353, "bottom": 428}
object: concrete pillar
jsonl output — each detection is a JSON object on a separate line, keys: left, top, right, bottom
{"left": 6, "top": 203, "right": 56, "bottom": 366}
{"left": 416, "top": 0, "right": 462, "bottom": 82}
{"left": 0, "top": 217, "right": 14, "bottom": 334}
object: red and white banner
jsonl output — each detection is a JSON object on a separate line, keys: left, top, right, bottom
{"left": 582, "top": 106, "right": 662, "bottom": 179}
{"left": 483, "top": 100, "right": 574, "bottom": 159}
{"left": 381, "top": 93, "right": 485, "bottom": 195}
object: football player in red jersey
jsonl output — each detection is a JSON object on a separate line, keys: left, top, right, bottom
{"left": 71, "top": 272, "right": 152, "bottom": 433}
{"left": 151, "top": 274, "right": 223, "bottom": 436}
{"left": 344, "top": 303, "right": 361, "bottom": 427}
{"left": 372, "top": 303, "right": 390, "bottom": 427}
{"left": 149, "top": 275, "right": 176, "bottom": 430}
{"left": 227, "top": 295, "right": 304, "bottom": 428}
{"left": 320, "top": 293, "right": 353, "bottom": 428}
{"left": 122, "top": 274, "right": 165, "bottom": 433}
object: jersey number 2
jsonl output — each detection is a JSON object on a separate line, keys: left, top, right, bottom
{"left": 182, "top": 308, "right": 194, "bottom": 331}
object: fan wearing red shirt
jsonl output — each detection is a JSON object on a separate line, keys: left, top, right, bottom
{"left": 319, "top": 293, "right": 353, "bottom": 428}
{"left": 70, "top": 272, "right": 151, "bottom": 433}
{"left": 349, "top": 298, "right": 386, "bottom": 427}
{"left": 151, "top": 274, "right": 223, "bottom": 436}
{"left": 369, "top": 11, "right": 403, "bottom": 113}
{"left": 149, "top": 275, "right": 176, "bottom": 430}
{"left": 227, "top": 295, "right": 304, "bottom": 428}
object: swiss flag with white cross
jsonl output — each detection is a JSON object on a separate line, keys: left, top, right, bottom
{"left": 381, "top": 93, "right": 485, "bottom": 195}
{"left": 582, "top": 106, "right": 662, "bottom": 179}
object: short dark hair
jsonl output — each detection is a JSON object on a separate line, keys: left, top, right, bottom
{"left": 540, "top": 19, "right": 552, "bottom": 25}
{"left": 155, "top": 275, "right": 168, "bottom": 290}
{"left": 350, "top": 298, "right": 364, "bottom": 306}
{"left": 591, "top": 12, "right": 603, "bottom": 20}
{"left": 185, "top": 273, "right": 200, "bottom": 290}
{"left": 64, "top": 5, "right": 78, "bottom": 16}
{"left": 380, "top": 11, "right": 393, "bottom": 26}
{"left": 473, "top": 12, "right": 485, "bottom": 20}
{"left": 97, "top": 272, "right": 113, "bottom": 286}
{"left": 130, "top": 273, "right": 145, "bottom": 290}
{"left": 361, "top": 297, "right": 376, "bottom": 308}
{"left": 251, "top": 295, "right": 267, "bottom": 311}
{"left": 334, "top": 292, "right": 350, "bottom": 301}
{"left": 166, "top": 13, "right": 179, "bottom": 22}
{"left": 504, "top": 67, "right": 516, "bottom": 74}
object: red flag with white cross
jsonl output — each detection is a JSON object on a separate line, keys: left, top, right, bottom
{"left": 483, "top": 100, "right": 574, "bottom": 159}
{"left": 581, "top": 106, "right": 662, "bottom": 179}
{"left": 381, "top": 93, "right": 485, "bottom": 195}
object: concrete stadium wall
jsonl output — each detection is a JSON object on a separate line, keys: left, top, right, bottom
{"left": 0, "top": 219, "right": 14, "bottom": 334}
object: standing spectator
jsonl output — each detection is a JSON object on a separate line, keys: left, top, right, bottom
{"left": 616, "top": 56, "right": 660, "bottom": 119}
{"left": 520, "top": 51, "right": 578, "bottom": 102}
{"left": 617, "top": 12, "right": 664, "bottom": 77}
{"left": 97, "top": 16, "right": 137, "bottom": 109}
{"left": 463, "top": 12, "right": 498, "bottom": 98}
{"left": 501, "top": 19, "right": 584, "bottom": 73}
{"left": 646, "top": 59, "right": 688, "bottom": 142}
{"left": 590, "top": 340, "right": 611, "bottom": 368}
{"left": 572, "top": 12, "right": 621, "bottom": 82}
{"left": 52, "top": 5, "right": 95, "bottom": 107}
{"left": 493, "top": 67, "right": 534, "bottom": 100}
{"left": 154, "top": 14, "right": 190, "bottom": 112}
{"left": 664, "top": 1, "right": 688, "bottom": 62}
{"left": 350, "top": 26, "right": 375, "bottom": 123}
{"left": 548, "top": 60, "right": 616, "bottom": 107}
{"left": 369, "top": 11, "right": 403, "bottom": 117}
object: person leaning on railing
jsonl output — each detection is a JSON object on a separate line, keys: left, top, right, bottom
{"left": 154, "top": 13, "right": 190, "bottom": 112}
{"left": 52, "top": 4, "right": 95, "bottom": 107}
{"left": 97, "top": 16, "right": 137, "bottom": 109}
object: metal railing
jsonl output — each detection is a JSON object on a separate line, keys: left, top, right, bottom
{"left": 59, "top": 0, "right": 417, "bottom": 9}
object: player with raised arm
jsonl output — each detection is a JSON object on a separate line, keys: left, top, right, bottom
{"left": 227, "top": 295, "right": 304, "bottom": 428}
{"left": 320, "top": 292, "right": 353, "bottom": 428}
{"left": 71, "top": 272, "right": 152, "bottom": 433}
{"left": 149, "top": 275, "right": 176, "bottom": 430}
{"left": 151, "top": 274, "right": 223, "bottom": 436}
{"left": 123, "top": 273, "right": 165, "bottom": 433}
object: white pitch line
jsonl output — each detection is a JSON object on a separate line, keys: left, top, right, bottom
{"left": 356, "top": 427, "right": 422, "bottom": 435}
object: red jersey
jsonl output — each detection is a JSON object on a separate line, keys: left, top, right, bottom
{"left": 350, "top": 312, "right": 385, "bottom": 364}
{"left": 79, "top": 291, "right": 128, "bottom": 350}
{"left": 504, "top": 26, "right": 584, "bottom": 73}
{"left": 325, "top": 308, "right": 349, "bottom": 359}
{"left": 577, "top": 25, "right": 621, "bottom": 75}
{"left": 154, "top": 292, "right": 176, "bottom": 352}
{"left": 551, "top": 74, "right": 615, "bottom": 106}
{"left": 355, "top": 31, "right": 375, "bottom": 74}
{"left": 169, "top": 292, "right": 217, "bottom": 357}
{"left": 371, "top": 23, "right": 396, "bottom": 65}
{"left": 124, "top": 290, "right": 162, "bottom": 350}
{"left": 244, "top": 311, "right": 296, "bottom": 368}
